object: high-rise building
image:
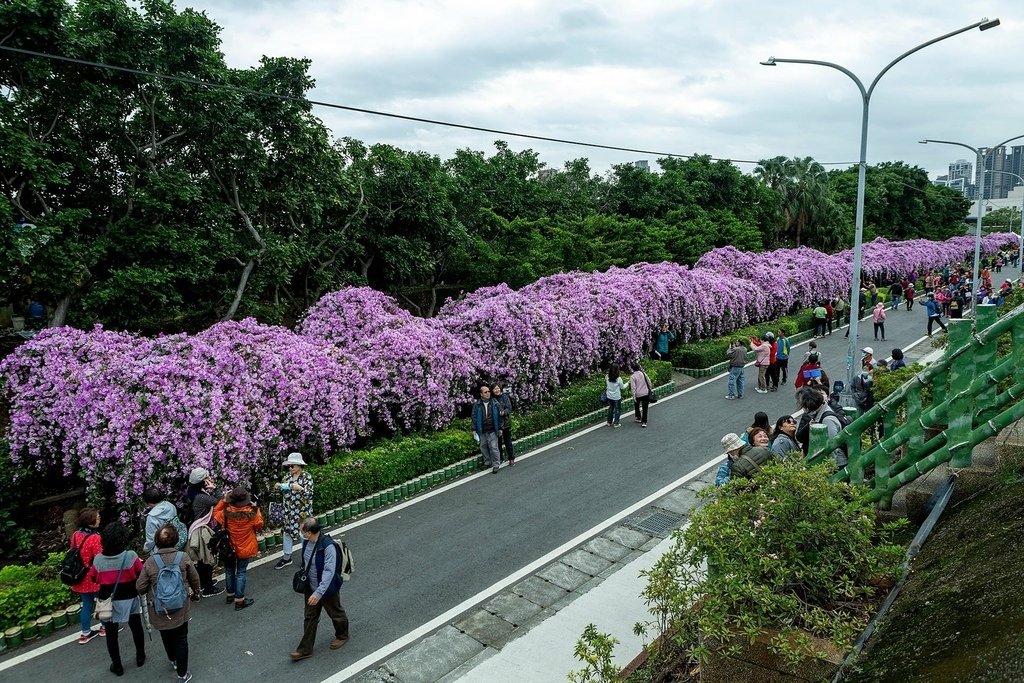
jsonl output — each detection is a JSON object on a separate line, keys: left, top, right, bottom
{"left": 1010, "top": 146, "right": 1024, "bottom": 186}
{"left": 942, "top": 160, "right": 973, "bottom": 198}
{"left": 633, "top": 160, "right": 650, "bottom": 171}
{"left": 976, "top": 146, "right": 1013, "bottom": 199}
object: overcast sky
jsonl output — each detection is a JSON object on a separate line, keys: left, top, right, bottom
{"left": 184, "top": 0, "right": 1022, "bottom": 181}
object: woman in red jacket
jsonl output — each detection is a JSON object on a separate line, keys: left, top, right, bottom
{"left": 794, "top": 352, "right": 830, "bottom": 393}
{"left": 70, "top": 508, "right": 104, "bottom": 643}
{"left": 213, "top": 486, "right": 264, "bottom": 610}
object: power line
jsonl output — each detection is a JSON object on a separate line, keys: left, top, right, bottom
{"left": 0, "top": 44, "right": 862, "bottom": 167}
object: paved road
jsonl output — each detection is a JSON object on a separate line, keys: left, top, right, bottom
{"left": 2, "top": 267, "right": 1014, "bottom": 683}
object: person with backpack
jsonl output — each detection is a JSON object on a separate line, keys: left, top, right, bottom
{"left": 795, "top": 387, "right": 848, "bottom": 468}
{"left": 290, "top": 517, "right": 350, "bottom": 661}
{"left": 90, "top": 521, "right": 146, "bottom": 676}
{"left": 67, "top": 508, "right": 104, "bottom": 643}
{"left": 143, "top": 487, "right": 187, "bottom": 555}
{"left": 715, "top": 432, "right": 774, "bottom": 485}
{"left": 137, "top": 524, "right": 201, "bottom": 683}
{"left": 213, "top": 486, "right": 264, "bottom": 610}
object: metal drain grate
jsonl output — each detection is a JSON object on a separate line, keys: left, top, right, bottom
{"left": 630, "top": 510, "right": 682, "bottom": 536}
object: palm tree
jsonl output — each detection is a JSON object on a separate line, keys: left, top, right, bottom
{"left": 755, "top": 156, "right": 830, "bottom": 247}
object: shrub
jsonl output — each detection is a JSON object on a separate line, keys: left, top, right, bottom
{"left": 308, "top": 428, "right": 476, "bottom": 511}
{"left": 0, "top": 552, "right": 74, "bottom": 631}
{"left": 669, "top": 310, "right": 815, "bottom": 369}
{"left": 638, "top": 461, "right": 905, "bottom": 668}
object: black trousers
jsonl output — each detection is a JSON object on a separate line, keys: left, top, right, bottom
{"left": 159, "top": 622, "right": 189, "bottom": 677}
{"left": 766, "top": 363, "right": 780, "bottom": 389}
{"left": 633, "top": 395, "right": 649, "bottom": 424}
{"left": 297, "top": 591, "right": 349, "bottom": 655}
{"left": 776, "top": 358, "right": 789, "bottom": 383}
{"left": 927, "top": 315, "right": 948, "bottom": 335}
{"left": 496, "top": 427, "right": 515, "bottom": 462}
{"left": 103, "top": 614, "right": 145, "bottom": 668}
{"left": 197, "top": 561, "right": 216, "bottom": 592}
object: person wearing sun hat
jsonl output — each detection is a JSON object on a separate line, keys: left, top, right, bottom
{"left": 184, "top": 466, "right": 224, "bottom": 597}
{"left": 212, "top": 485, "right": 263, "bottom": 610}
{"left": 274, "top": 452, "right": 314, "bottom": 571}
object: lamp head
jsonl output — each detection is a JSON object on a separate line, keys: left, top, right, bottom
{"left": 979, "top": 17, "right": 1000, "bottom": 31}
{"left": 760, "top": 57, "right": 776, "bottom": 66}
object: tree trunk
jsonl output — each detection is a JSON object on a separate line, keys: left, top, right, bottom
{"left": 49, "top": 293, "right": 73, "bottom": 327}
{"left": 223, "top": 258, "right": 257, "bottom": 321}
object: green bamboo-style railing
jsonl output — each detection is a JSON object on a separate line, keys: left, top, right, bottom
{"left": 807, "top": 301, "right": 1024, "bottom": 507}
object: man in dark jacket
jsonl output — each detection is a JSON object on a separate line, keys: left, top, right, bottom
{"left": 290, "top": 518, "right": 349, "bottom": 661}
{"left": 492, "top": 383, "right": 515, "bottom": 466}
{"left": 472, "top": 384, "right": 503, "bottom": 473}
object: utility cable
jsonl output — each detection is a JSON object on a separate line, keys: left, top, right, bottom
{"left": 0, "top": 44, "right": 862, "bottom": 167}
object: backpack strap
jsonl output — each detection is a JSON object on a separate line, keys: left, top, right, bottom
{"left": 738, "top": 453, "right": 762, "bottom": 476}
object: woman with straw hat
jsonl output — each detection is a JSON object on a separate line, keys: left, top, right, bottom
{"left": 274, "top": 452, "right": 314, "bottom": 571}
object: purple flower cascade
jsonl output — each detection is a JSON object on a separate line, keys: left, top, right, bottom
{"left": 1, "top": 233, "right": 1017, "bottom": 503}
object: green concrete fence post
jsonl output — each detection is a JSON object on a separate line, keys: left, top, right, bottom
{"left": 974, "top": 304, "right": 999, "bottom": 424}
{"left": 946, "top": 319, "right": 976, "bottom": 468}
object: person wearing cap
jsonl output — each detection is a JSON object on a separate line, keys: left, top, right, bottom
{"left": 212, "top": 486, "right": 264, "bottom": 610}
{"left": 860, "top": 347, "right": 878, "bottom": 371}
{"left": 715, "top": 432, "right": 773, "bottom": 485}
{"left": 275, "top": 452, "right": 314, "bottom": 571}
{"left": 185, "top": 467, "right": 224, "bottom": 597}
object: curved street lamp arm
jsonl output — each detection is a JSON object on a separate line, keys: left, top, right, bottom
{"left": 764, "top": 58, "right": 866, "bottom": 99}
{"left": 920, "top": 139, "right": 980, "bottom": 155}
{"left": 867, "top": 19, "right": 996, "bottom": 98}
{"left": 990, "top": 134, "right": 1024, "bottom": 151}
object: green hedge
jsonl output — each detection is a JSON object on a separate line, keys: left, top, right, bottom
{"left": 0, "top": 552, "right": 74, "bottom": 631}
{"left": 513, "top": 359, "right": 671, "bottom": 436}
{"left": 306, "top": 359, "right": 673, "bottom": 512}
{"left": 308, "top": 429, "right": 476, "bottom": 511}
{"left": 669, "top": 309, "right": 816, "bottom": 369}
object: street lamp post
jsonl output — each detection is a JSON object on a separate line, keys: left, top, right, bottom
{"left": 984, "top": 169, "right": 1024, "bottom": 269}
{"left": 761, "top": 17, "right": 999, "bottom": 399}
{"left": 919, "top": 134, "right": 1024, "bottom": 312}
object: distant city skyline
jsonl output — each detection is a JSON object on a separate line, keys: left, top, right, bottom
{"left": 933, "top": 146, "right": 1024, "bottom": 200}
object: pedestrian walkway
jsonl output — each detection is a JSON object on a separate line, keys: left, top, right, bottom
{"left": 1, "top": 265, "right": 1017, "bottom": 683}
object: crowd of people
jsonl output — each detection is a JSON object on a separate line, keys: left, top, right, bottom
{"left": 66, "top": 454, "right": 348, "bottom": 682}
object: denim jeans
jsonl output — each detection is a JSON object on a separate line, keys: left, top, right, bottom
{"left": 727, "top": 366, "right": 745, "bottom": 398}
{"left": 80, "top": 592, "right": 96, "bottom": 633}
{"left": 606, "top": 399, "right": 621, "bottom": 425}
{"left": 224, "top": 557, "right": 250, "bottom": 599}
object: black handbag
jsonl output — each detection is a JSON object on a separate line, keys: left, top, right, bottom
{"left": 293, "top": 545, "right": 313, "bottom": 594}
{"left": 642, "top": 373, "right": 658, "bottom": 403}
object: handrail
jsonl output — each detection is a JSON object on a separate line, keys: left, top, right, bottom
{"left": 805, "top": 297, "right": 1024, "bottom": 505}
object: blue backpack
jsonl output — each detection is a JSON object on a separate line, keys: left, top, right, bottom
{"left": 152, "top": 552, "right": 187, "bottom": 617}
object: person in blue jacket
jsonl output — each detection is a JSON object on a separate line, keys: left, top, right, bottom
{"left": 289, "top": 518, "right": 349, "bottom": 661}
{"left": 472, "top": 384, "right": 503, "bottom": 473}
{"left": 925, "top": 294, "right": 948, "bottom": 337}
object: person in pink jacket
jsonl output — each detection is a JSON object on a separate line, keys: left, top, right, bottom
{"left": 749, "top": 336, "right": 771, "bottom": 394}
{"left": 628, "top": 365, "right": 654, "bottom": 427}
{"left": 872, "top": 302, "right": 887, "bottom": 341}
